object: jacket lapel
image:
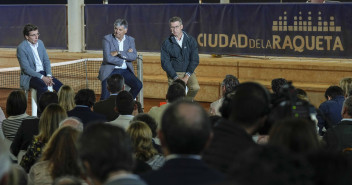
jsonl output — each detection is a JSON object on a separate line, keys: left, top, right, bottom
{"left": 111, "top": 34, "right": 120, "bottom": 51}
{"left": 25, "top": 42, "right": 37, "bottom": 67}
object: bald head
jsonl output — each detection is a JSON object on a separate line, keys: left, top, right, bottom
{"left": 59, "top": 117, "right": 83, "bottom": 132}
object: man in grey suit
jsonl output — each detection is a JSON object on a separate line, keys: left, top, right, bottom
{"left": 99, "top": 19, "right": 142, "bottom": 100}
{"left": 17, "top": 24, "right": 63, "bottom": 101}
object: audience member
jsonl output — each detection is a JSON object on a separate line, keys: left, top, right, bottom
{"left": 28, "top": 126, "right": 82, "bottom": 185}
{"left": 296, "top": 88, "right": 309, "bottom": 101}
{"left": 77, "top": 123, "right": 147, "bottom": 185}
{"left": 0, "top": 139, "right": 11, "bottom": 185}
{"left": 11, "top": 92, "right": 58, "bottom": 158}
{"left": 127, "top": 121, "right": 165, "bottom": 170}
{"left": 210, "top": 75, "right": 239, "bottom": 116}
{"left": 141, "top": 100, "right": 224, "bottom": 185}
{"left": 132, "top": 113, "right": 162, "bottom": 153}
{"left": 317, "top": 86, "right": 344, "bottom": 135}
{"left": 271, "top": 78, "right": 287, "bottom": 103}
{"left": 108, "top": 91, "right": 135, "bottom": 130}
{"left": 0, "top": 107, "right": 5, "bottom": 139}
{"left": 67, "top": 89, "right": 106, "bottom": 128}
{"left": 52, "top": 176, "right": 84, "bottom": 185}
{"left": 268, "top": 118, "right": 320, "bottom": 154}
{"left": 94, "top": 74, "right": 124, "bottom": 121}
{"left": 58, "top": 85, "right": 76, "bottom": 112}
{"left": 20, "top": 104, "right": 67, "bottom": 172}
{"left": 324, "top": 96, "right": 352, "bottom": 152}
{"left": 2, "top": 90, "right": 36, "bottom": 141}
{"left": 59, "top": 117, "right": 84, "bottom": 132}
{"left": 202, "top": 82, "right": 271, "bottom": 173}
{"left": 148, "top": 83, "right": 186, "bottom": 128}
{"left": 339, "top": 77, "right": 352, "bottom": 98}
{"left": 132, "top": 101, "right": 144, "bottom": 116}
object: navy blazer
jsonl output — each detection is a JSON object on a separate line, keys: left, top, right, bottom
{"left": 67, "top": 106, "right": 107, "bottom": 127}
{"left": 140, "top": 158, "right": 224, "bottom": 185}
{"left": 17, "top": 39, "right": 52, "bottom": 90}
{"left": 93, "top": 95, "right": 119, "bottom": 122}
{"left": 98, "top": 34, "right": 137, "bottom": 81}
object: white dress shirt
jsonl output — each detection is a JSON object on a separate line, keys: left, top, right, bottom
{"left": 115, "top": 35, "right": 127, "bottom": 69}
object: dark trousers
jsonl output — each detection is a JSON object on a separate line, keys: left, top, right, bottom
{"left": 100, "top": 68, "right": 142, "bottom": 100}
{"left": 29, "top": 71, "right": 63, "bottom": 102}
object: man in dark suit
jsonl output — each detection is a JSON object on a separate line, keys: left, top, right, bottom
{"left": 16, "top": 24, "right": 62, "bottom": 101}
{"left": 94, "top": 74, "right": 124, "bottom": 121}
{"left": 10, "top": 91, "right": 58, "bottom": 157}
{"left": 324, "top": 96, "right": 352, "bottom": 152}
{"left": 67, "top": 89, "right": 106, "bottom": 128}
{"left": 99, "top": 18, "right": 142, "bottom": 100}
{"left": 140, "top": 100, "right": 224, "bottom": 185}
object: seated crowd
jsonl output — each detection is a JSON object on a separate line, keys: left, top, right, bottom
{"left": 1, "top": 74, "right": 352, "bottom": 185}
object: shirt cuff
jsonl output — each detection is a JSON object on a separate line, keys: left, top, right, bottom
{"left": 185, "top": 72, "right": 191, "bottom": 77}
{"left": 173, "top": 76, "right": 179, "bottom": 80}
{"left": 40, "top": 75, "right": 44, "bottom": 79}
{"left": 47, "top": 74, "right": 52, "bottom": 77}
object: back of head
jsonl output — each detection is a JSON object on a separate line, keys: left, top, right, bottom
{"left": 161, "top": 100, "right": 211, "bottom": 154}
{"left": 78, "top": 123, "right": 133, "bottom": 183}
{"left": 107, "top": 74, "right": 124, "bottom": 93}
{"left": 343, "top": 96, "right": 352, "bottom": 117}
{"left": 166, "top": 83, "right": 186, "bottom": 103}
{"left": 58, "top": 85, "right": 76, "bottom": 112}
{"left": 38, "top": 104, "right": 67, "bottom": 143}
{"left": 339, "top": 77, "right": 352, "bottom": 97}
{"left": 172, "top": 79, "right": 186, "bottom": 90}
{"left": 39, "top": 91, "right": 59, "bottom": 114}
{"left": 222, "top": 74, "right": 240, "bottom": 95}
{"left": 269, "top": 118, "right": 320, "bottom": 153}
{"left": 271, "top": 78, "right": 287, "bottom": 95}
{"left": 42, "top": 126, "right": 81, "bottom": 179}
{"left": 6, "top": 90, "right": 27, "bottom": 116}
{"left": 115, "top": 91, "right": 134, "bottom": 115}
{"left": 59, "top": 117, "right": 84, "bottom": 132}
{"left": 325, "top": 86, "right": 344, "bottom": 100}
{"left": 74, "top": 89, "right": 96, "bottom": 108}
{"left": 229, "top": 82, "right": 271, "bottom": 128}
{"left": 52, "top": 176, "right": 83, "bottom": 185}
{"left": 0, "top": 139, "right": 11, "bottom": 184}
{"left": 133, "top": 113, "right": 157, "bottom": 138}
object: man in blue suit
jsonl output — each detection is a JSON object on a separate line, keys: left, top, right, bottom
{"left": 99, "top": 19, "right": 142, "bottom": 100}
{"left": 17, "top": 24, "right": 62, "bottom": 101}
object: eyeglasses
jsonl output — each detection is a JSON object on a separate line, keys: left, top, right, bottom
{"left": 29, "top": 33, "right": 40, "bottom": 37}
{"left": 170, "top": 25, "right": 181, "bottom": 30}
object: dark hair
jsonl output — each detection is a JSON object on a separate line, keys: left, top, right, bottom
{"left": 166, "top": 83, "right": 186, "bottom": 103}
{"left": 161, "top": 100, "right": 211, "bottom": 154}
{"left": 41, "top": 126, "right": 81, "bottom": 179}
{"left": 114, "top": 19, "right": 128, "bottom": 29}
{"left": 135, "top": 101, "right": 143, "bottom": 114}
{"left": 39, "top": 91, "right": 59, "bottom": 114}
{"left": 172, "top": 79, "right": 186, "bottom": 89}
{"left": 115, "top": 91, "right": 134, "bottom": 115}
{"left": 133, "top": 113, "right": 157, "bottom": 138}
{"left": 74, "top": 89, "right": 96, "bottom": 108}
{"left": 269, "top": 118, "right": 320, "bottom": 153}
{"left": 6, "top": 90, "right": 27, "bottom": 116}
{"left": 169, "top": 16, "right": 182, "bottom": 25}
{"left": 271, "top": 78, "right": 287, "bottom": 95}
{"left": 78, "top": 123, "right": 133, "bottom": 182}
{"left": 324, "top": 86, "right": 344, "bottom": 100}
{"left": 23, "top": 23, "right": 38, "bottom": 37}
{"left": 229, "top": 82, "right": 271, "bottom": 128}
{"left": 222, "top": 75, "right": 240, "bottom": 95}
{"left": 107, "top": 74, "right": 124, "bottom": 93}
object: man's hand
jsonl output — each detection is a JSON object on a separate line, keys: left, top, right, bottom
{"left": 111, "top": 51, "right": 118, "bottom": 57}
{"left": 42, "top": 76, "right": 54, "bottom": 86}
{"left": 128, "top": 48, "right": 133, "bottom": 52}
{"left": 181, "top": 75, "right": 190, "bottom": 84}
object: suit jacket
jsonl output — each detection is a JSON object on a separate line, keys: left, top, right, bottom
{"left": 140, "top": 158, "right": 224, "bottom": 185}
{"left": 93, "top": 95, "right": 119, "bottom": 121}
{"left": 10, "top": 118, "right": 39, "bottom": 156}
{"left": 67, "top": 106, "right": 107, "bottom": 128}
{"left": 17, "top": 39, "right": 52, "bottom": 90}
{"left": 323, "top": 119, "right": 352, "bottom": 152}
{"left": 148, "top": 103, "right": 170, "bottom": 129}
{"left": 98, "top": 34, "right": 137, "bottom": 81}
{"left": 108, "top": 115, "right": 134, "bottom": 130}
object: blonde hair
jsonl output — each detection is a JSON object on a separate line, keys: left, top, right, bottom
{"left": 58, "top": 85, "right": 76, "bottom": 112}
{"left": 36, "top": 104, "right": 67, "bottom": 143}
{"left": 127, "top": 121, "right": 157, "bottom": 161}
{"left": 339, "top": 77, "right": 352, "bottom": 97}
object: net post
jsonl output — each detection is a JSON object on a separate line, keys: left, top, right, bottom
{"left": 137, "top": 54, "right": 144, "bottom": 109}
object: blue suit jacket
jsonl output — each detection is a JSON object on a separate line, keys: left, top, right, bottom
{"left": 67, "top": 106, "right": 107, "bottom": 128}
{"left": 98, "top": 34, "right": 137, "bottom": 81}
{"left": 16, "top": 40, "right": 52, "bottom": 90}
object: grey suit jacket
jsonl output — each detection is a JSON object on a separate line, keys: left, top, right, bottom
{"left": 16, "top": 39, "right": 52, "bottom": 90}
{"left": 98, "top": 34, "right": 137, "bottom": 81}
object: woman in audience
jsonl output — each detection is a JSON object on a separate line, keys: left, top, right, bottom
{"left": 20, "top": 104, "right": 67, "bottom": 172}
{"left": 127, "top": 121, "right": 165, "bottom": 170}
{"left": 339, "top": 77, "right": 352, "bottom": 98}
{"left": 58, "top": 85, "right": 76, "bottom": 112}
{"left": 28, "top": 126, "right": 82, "bottom": 185}
{"left": 269, "top": 118, "right": 321, "bottom": 154}
{"left": 2, "top": 90, "right": 35, "bottom": 141}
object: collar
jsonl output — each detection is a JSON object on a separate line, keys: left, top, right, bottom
{"left": 118, "top": 115, "right": 134, "bottom": 119}
{"left": 7, "top": 113, "right": 29, "bottom": 120}
{"left": 341, "top": 118, "right": 352, "bottom": 121}
{"left": 165, "top": 154, "right": 201, "bottom": 161}
{"left": 116, "top": 35, "right": 126, "bottom": 43}
{"left": 75, "top": 105, "right": 90, "bottom": 108}
{"left": 27, "top": 40, "right": 38, "bottom": 48}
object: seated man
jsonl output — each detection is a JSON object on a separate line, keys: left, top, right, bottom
{"left": 17, "top": 24, "right": 63, "bottom": 101}
{"left": 108, "top": 91, "right": 135, "bottom": 130}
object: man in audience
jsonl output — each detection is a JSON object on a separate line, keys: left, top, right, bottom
{"left": 317, "top": 86, "right": 345, "bottom": 135}
{"left": 0, "top": 139, "right": 11, "bottom": 185}
{"left": 94, "top": 74, "right": 125, "bottom": 121}
{"left": 108, "top": 91, "right": 135, "bottom": 130}
{"left": 271, "top": 78, "right": 287, "bottom": 102}
{"left": 202, "top": 82, "right": 270, "bottom": 174}
{"left": 209, "top": 74, "right": 239, "bottom": 116}
{"left": 67, "top": 89, "right": 106, "bottom": 128}
{"left": 324, "top": 96, "right": 352, "bottom": 152}
{"left": 78, "top": 123, "right": 147, "bottom": 185}
{"left": 141, "top": 100, "right": 224, "bottom": 185}
{"left": 10, "top": 91, "right": 58, "bottom": 157}
{"left": 148, "top": 83, "right": 186, "bottom": 128}
{"left": 59, "top": 117, "right": 84, "bottom": 132}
